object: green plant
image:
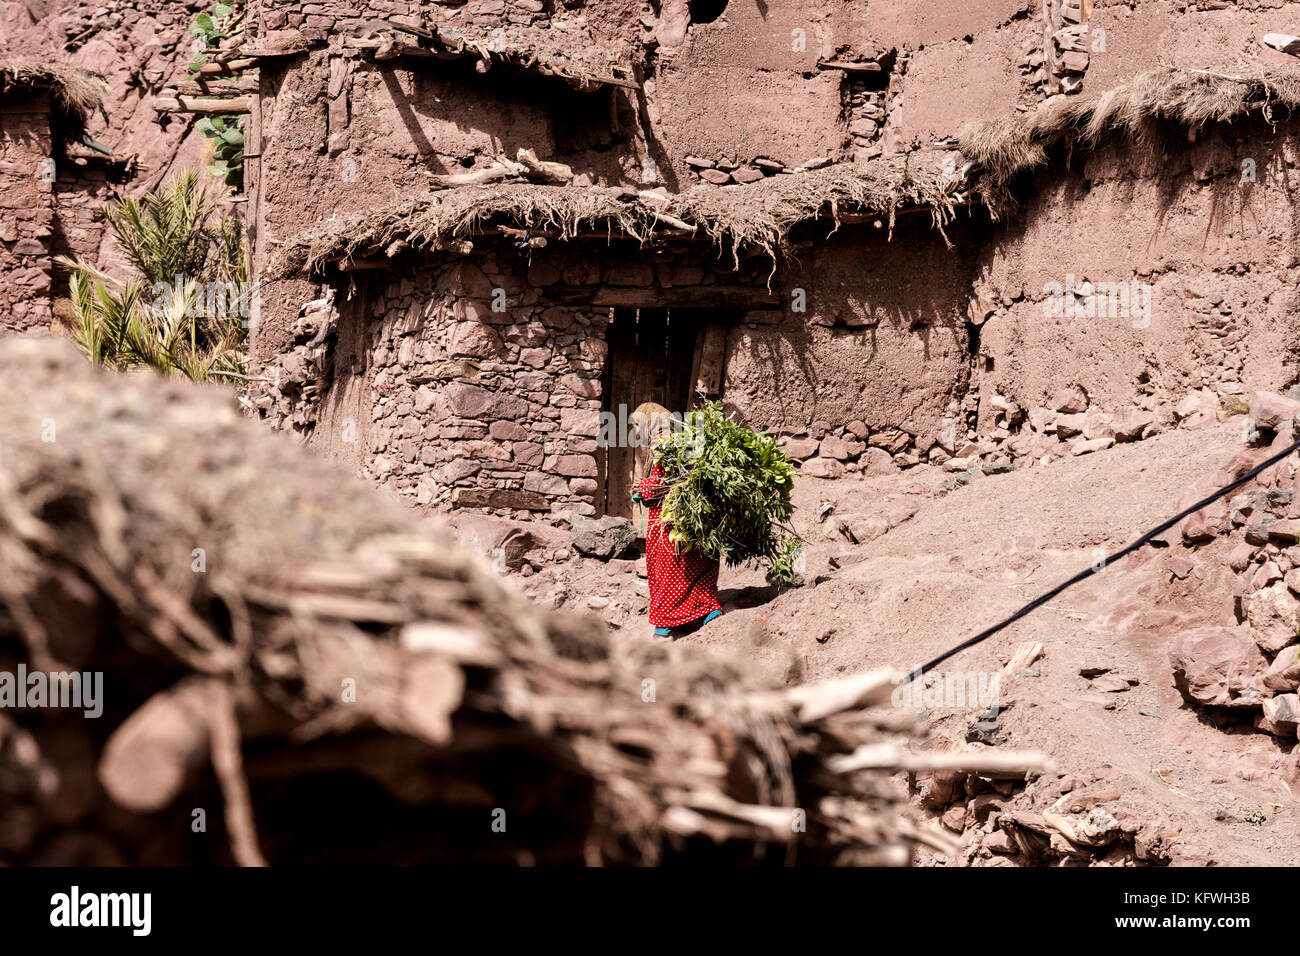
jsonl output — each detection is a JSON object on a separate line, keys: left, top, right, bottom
{"left": 189, "top": 4, "right": 245, "bottom": 189}
{"left": 653, "top": 402, "right": 805, "bottom": 586}
{"left": 197, "top": 115, "right": 244, "bottom": 190}
{"left": 57, "top": 171, "right": 249, "bottom": 383}
{"left": 188, "top": 4, "right": 239, "bottom": 75}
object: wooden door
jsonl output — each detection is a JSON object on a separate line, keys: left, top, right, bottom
{"left": 601, "top": 308, "right": 698, "bottom": 517}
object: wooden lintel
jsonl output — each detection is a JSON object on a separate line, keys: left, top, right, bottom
{"left": 194, "top": 59, "right": 257, "bottom": 75}
{"left": 548, "top": 286, "right": 782, "bottom": 310}
{"left": 338, "top": 258, "right": 393, "bottom": 272}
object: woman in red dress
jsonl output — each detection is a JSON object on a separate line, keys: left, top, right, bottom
{"left": 630, "top": 403, "right": 723, "bottom": 637}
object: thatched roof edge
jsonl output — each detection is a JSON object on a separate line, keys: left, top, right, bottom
{"left": 0, "top": 62, "right": 106, "bottom": 134}
{"left": 957, "top": 64, "right": 1300, "bottom": 213}
{"left": 268, "top": 160, "right": 959, "bottom": 279}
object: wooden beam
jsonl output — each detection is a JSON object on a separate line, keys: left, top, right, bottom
{"left": 154, "top": 95, "right": 252, "bottom": 115}
{"left": 176, "top": 77, "right": 259, "bottom": 95}
{"left": 194, "top": 58, "right": 256, "bottom": 75}
{"left": 817, "top": 59, "right": 882, "bottom": 72}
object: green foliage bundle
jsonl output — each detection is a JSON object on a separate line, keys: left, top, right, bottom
{"left": 653, "top": 402, "right": 804, "bottom": 586}
{"left": 57, "top": 171, "right": 249, "bottom": 382}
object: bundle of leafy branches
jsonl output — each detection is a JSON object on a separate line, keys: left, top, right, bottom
{"left": 653, "top": 402, "right": 804, "bottom": 586}
{"left": 56, "top": 171, "right": 249, "bottom": 383}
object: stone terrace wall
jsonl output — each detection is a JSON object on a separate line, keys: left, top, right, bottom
{"left": 0, "top": 95, "right": 55, "bottom": 333}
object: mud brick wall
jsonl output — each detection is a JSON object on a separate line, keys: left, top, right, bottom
{"left": 0, "top": 96, "right": 55, "bottom": 334}
{"left": 721, "top": 220, "right": 978, "bottom": 479}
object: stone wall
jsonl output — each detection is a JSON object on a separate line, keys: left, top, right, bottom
{"left": 255, "top": 239, "right": 785, "bottom": 516}
{"left": 0, "top": 95, "right": 55, "bottom": 333}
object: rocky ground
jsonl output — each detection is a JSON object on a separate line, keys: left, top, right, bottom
{"left": 450, "top": 405, "right": 1300, "bottom": 866}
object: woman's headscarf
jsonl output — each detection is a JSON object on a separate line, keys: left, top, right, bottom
{"left": 631, "top": 401, "right": 674, "bottom": 478}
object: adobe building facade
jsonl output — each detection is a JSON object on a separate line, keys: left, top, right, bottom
{"left": 0, "top": 65, "right": 139, "bottom": 334}
{"left": 79, "top": 0, "right": 1300, "bottom": 518}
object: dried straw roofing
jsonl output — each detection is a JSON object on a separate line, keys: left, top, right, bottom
{"left": 271, "top": 160, "right": 957, "bottom": 278}
{"left": 0, "top": 62, "right": 106, "bottom": 132}
{"left": 958, "top": 64, "right": 1300, "bottom": 211}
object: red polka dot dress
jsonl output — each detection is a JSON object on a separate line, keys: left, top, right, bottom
{"left": 637, "top": 462, "right": 722, "bottom": 632}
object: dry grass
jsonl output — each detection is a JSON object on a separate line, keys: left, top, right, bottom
{"left": 272, "top": 160, "right": 956, "bottom": 277}
{"left": 958, "top": 64, "right": 1300, "bottom": 212}
{"left": 0, "top": 61, "right": 106, "bottom": 133}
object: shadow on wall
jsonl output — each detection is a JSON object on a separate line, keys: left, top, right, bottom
{"left": 973, "top": 118, "right": 1300, "bottom": 403}
{"left": 372, "top": 57, "right": 644, "bottom": 187}
{"left": 724, "top": 219, "right": 982, "bottom": 436}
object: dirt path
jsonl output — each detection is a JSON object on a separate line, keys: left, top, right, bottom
{"left": 672, "top": 422, "right": 1297, "bottom": 865}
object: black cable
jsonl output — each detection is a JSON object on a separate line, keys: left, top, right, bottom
{"left": 901, "top": 434, "right": 1300, "bottom": 685}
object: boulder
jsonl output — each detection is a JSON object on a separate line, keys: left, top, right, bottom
{"left": 1071, "top": 437, "right": 1114, "bottom": 456}
{"left": 783, "top": 437, "right": 819, "bottom": 460}
{"left": 839, "top": 513, "right": 889, "bottom": 545}
{"left": 859, "top": 447, "right": 899, "bottom": 475}
{"left": 569, "top": 514, "right": 637, "bottom": 560}
{"left": 1051, "top": 385, "right": 1088, "bottom": 414}
{"left": 1249, "top": 391, "right": 1300, "bottom": 431}
{"left": 453, "top": 513, "right": 568, "bottom": 570}
{"left": 1168, "top": 625, "right": 1269, "bottom": 708}
{"left": 1110, "top": 406, "right": 1155, "bottom": 442}
{"left": 818, "top": 435, "right": 855, "bottom": 461}
{"left": 1054, "top": 413, "right": 1086, "bottom": 438}
{"left": 1176, "top": 479, "right": 1230, "bottom": 543}
{"left": 1264, "top": 645, "right": 1300, "bottom": 692}
{"left": 1247, "top": 583, "right": 1300, "bottom": 654}
{"left": 802, "top": 457, "right": 845, "bottom": 479}
{"left": 1262, "top": 693, "right": 1300, "bottom": 725}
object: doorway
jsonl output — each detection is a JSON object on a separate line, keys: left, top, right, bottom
{"left": 600, "top": 307, "right": 730, "bottom": 517}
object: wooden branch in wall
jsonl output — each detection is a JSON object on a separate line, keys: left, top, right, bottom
{"left": 176, "top": 76, "right": 259, "bottom": 95}
{"left": 514, "top": 148, "right": 573, "bottom": 184}
{"left": 154, "top": 94, "right": 253, "bottom": 115}
{"left": 817, "top": 59, "right": 882, "bottom": 72}
{"left": 194, "top": 58, "right": 257, "bottom": 75}
{"left": 428, "top": 161, "right": 526, "bottom": 188}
